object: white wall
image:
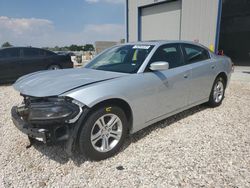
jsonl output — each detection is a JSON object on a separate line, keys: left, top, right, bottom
{"left": 127, "top": 0, "right": 220, "bottom": 50}
{"left": 181, "top": 0, "right": 220, "bottom": 51}
{"left": 141, "top": 1, "right": 181, "bottom": 41}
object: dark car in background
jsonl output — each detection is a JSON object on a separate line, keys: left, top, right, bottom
{"left": 0, "top": 47, "right": 73, "bottom": 84}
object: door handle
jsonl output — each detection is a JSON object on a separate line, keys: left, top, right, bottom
{"left": 211, "top": 65, "right": 216, "bottom": 69}
{"left": 184, "top": 74, "right": 189, "bottom": 79}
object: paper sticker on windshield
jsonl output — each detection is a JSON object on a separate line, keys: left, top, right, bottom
{"left": 133, "top": 45, "right": 151, "bottom": 50}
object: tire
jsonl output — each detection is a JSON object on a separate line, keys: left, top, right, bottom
{"left": 48, "top": 65, "right": 61, "bottom": 70}
{"left": 78, "top": 105, "right": 128, "bottom": 161}
{"left": 208, "top": 76, "right": 226, "bottom": 107}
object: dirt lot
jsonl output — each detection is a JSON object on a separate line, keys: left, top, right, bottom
{"left": 0, "top": 80, "right": 250, "bottom": 187}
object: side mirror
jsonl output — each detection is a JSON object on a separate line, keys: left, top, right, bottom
{"left": 150, "top": 61, "right": 169, "bottom": 71}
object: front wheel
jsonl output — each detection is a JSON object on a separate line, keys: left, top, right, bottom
{"left": 208, "top": 77, "right": 226, "bottom": 107}
{"left": 78, "top": 106, "right": 128, "bottom": 161}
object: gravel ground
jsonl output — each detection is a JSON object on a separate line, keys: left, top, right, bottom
{"left": 0, "top": 80, "right": 250, "bottom": 187}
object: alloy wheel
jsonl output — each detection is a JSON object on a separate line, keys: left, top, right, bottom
{"left": 213, "top": 80, "right": 224, "bottom": 103}
{"left": 48, "top": 65, "right": 60, "bottom": 70}
{"left": 90, "top": 114, "right": 123, "bottom": 153}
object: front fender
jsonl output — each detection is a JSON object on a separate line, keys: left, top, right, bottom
{"left": 60, "top": 73, "right": 150, "bottom": 134}
{"left": 61, "top": 84, "right": 132, "bottom": 109}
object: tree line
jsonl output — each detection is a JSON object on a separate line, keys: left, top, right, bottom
{"left": 1, "top": 42, "right": 95, "bottom": 52}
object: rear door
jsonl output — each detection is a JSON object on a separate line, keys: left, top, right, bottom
{"left": 181, "top": 44, "right": 216, "bottom": 105}
{"left": 0, "top": 48, "right": 21, "bottom": 82}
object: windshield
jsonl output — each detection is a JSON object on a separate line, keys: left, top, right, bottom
{"left": 85, "top": 45, "right": 154, "bottom": 73}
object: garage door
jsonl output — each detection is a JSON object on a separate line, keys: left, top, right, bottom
{"left": 141, "top": 0, "right": 181, "bottom": 41}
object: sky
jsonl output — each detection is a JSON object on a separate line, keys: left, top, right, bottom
{"left": 0, "top": 0, "right": 125, "bottom": 47}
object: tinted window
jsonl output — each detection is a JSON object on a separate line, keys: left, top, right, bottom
{"left": 0, "top": 48, "right": 19, "bottom": 58}
{"left": 45, "top": 51, "right": 56, "bottom": 56}
{"left": 41, "top": 49, "right": 55, "bottom": 56}
{"left": 23, "top": 48, "right": 40, "bottom": 57}
{"left": 149, "top": 44, "right": 183, "bottom": 69}
{"left": 35, "top": 49, "right": 55, "bottom": 56}
{"left": 38, "top": 49, "right": 47, "bottom": 56}
{"left": 183, "top": 44, "right": 210, "bottom": 64}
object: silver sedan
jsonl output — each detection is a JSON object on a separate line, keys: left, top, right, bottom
{"left": 11, "top": 41, "right": 233, "bottom": 160}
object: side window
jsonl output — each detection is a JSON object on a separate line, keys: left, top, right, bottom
{"left": 149, "top": 44, "right": 183, "bottom": 69}
{"left": 23, "top": 48, "right": 40, "bottom": 57}
{"left": 39, "top": 49, "right": 47, "bottom": 56}
{"left": 44, "top": 50, "right": 56, "bottom": 56}
{"left": 183, "top": 44, "right": 210, "bottom": 64}
{"left": 0, "top": 48, "right": 19, "bottom": 58}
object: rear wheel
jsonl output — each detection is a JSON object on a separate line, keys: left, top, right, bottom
{"left": 78, "top": 106, "right": 127, "bottom": 161}
{"left": 48, "top": 65, "right": 61, "bottom": 70}
{"left": 208, "top": 76, "right": 226, "bottom": 107}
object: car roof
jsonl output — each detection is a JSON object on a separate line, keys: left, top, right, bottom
{"left": 0, "top": 46, "right": 43, "bottom": 50}
{"left": 124, "top": 40, "right": 210, "bottom": 50}
{"left": 0, "top": 46, "right": 56, "bottom": 53}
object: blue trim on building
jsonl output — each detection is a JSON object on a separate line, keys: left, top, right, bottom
{"left": 134, "top": 0, "right": 220, "bottom": 47}
{"left": 137, "top": 7, "right": 142, "bottom": 41}
{"left": 125, "top": 0, "right": 129, "bottom": 42}
{"left": 215, "top": 0, "right": 223, "bottom": 53}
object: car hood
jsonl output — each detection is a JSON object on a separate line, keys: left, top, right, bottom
{"left": 13, "top": 68, "right": 128, "bottom": 97}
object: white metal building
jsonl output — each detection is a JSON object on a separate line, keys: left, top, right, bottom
{"left": 126, "top": 0, "right": 250, "bottom": 65}
{"left": 95, "top": 41, "right": 118, "bottom": 54}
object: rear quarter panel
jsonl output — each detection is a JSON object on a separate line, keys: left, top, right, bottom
{"left": 212, "top": 53, "right": 233, "bottom": 87}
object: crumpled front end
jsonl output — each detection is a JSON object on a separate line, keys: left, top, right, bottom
{"left": 11, "top": 95, "right": 87, "bottom": 148}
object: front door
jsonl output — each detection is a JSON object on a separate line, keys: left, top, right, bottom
{"left": 141, "top": 44, "right": 191, "bottom": 123}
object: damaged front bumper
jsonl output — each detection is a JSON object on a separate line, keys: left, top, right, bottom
{"left": 11, "top": 96, "right": 89, "bottom": 155}
{"left": 12, "top": 106, "right": 68, "bottom": 144}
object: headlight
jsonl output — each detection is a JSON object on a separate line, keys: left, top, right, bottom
{"left": 28, "top": 98, "right": 80, "bottom": 122}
